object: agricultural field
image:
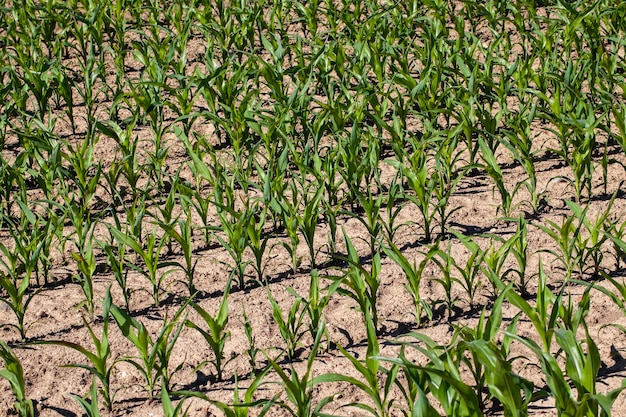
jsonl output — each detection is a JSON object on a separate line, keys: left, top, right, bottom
{"left": 2, "top": 0, "right": 626, "bottom": 415}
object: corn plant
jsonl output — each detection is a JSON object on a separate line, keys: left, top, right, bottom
{"left": 4, "top": 200, "right": 51, "bottom": 288}
{"left": 70, "top": 380, "right": 102, "bottom": 417}
{"left": 158, "top": 211, "right": 199, "bottom": 298}
{"left": 0, "top": 341, "right": 35, "bottom": 417}
{"left": 72, "top": 234, "right": 97, "bottom": 317}
{"left": 324, "top": 335, "right": 403, "bottom": 417}
{"left": 478, "top": 137, "right": 514, "bottom": 217}
{"left": 298, "top": 181, "right": 325, "bottom": 270}
{"left": 34, "top": 289, "right": 116, "bottom": 409}
{"left": 535, "top": 195, "right": 615, "bottom": 281}
{"left": 242, "top": 308, "right": 260, "bottom": 376}
{"left": 0, "top": 199, "right": 59, "bottom": 338}
{"left": 446, "top": 230, "right": 488, "bottom": 308}
{"left": 270, "top": 179, "right": 302, "bottom": 273}
{"left": 340, "top": 188, "right": 383, "bottom": 257}
{"left": 332, "top": 230, "right": 382, "bottom": 343}
{"left": 0, "top": 243, "right": 40, "bottom": 340}
{"left": 386, "top": 144, "right": 437, "bottom": 243}
{"left": 424, "top": 243, "right": 460, "bottom": 320}
{"left": 431, "top": 135, "right": 471, "bottom": 237}
{"left": 152, "top": 178, "right": 181, "bottom": 240}
{"left": 161, "top": 381, "right": 190, "bottom": 417}
{"left": 109, "top": 225, "right": 172, "bottom": 307}
{"left": 604, "top": 219, "right": 626, "bottom": 270}
{"left": 500, "top": 108, "right": 542, "bottom": 214}
{"left": 245, "top": 203, "right": 273, "bottom": 285}
{"left": 508, "top": 320, "right": 622, "bottom": 417}
{"left": 383, "top": 241, "right": 432, "bottom": 327}
{"left": 184, "top": 276, "right": 233, "bottom": 382}
{"left": 266, "top": 285, "right": 308, "bottom": 360}
{"left": 454, "top": 292, "right": 532, "bottom": 416}
{"left": 565, "top": 199, "right": 614, "bottom": 278}
{"left": 101, "top": 238, "right": 131, "bottom": 311}
{"left": 61, "top": 142, "right": 102, "bottom": 226}
{"left": 502, "top": 259, "right": 561, "bottom": 352}
{"left": 263, "top": 321, "right": 337, "bottom": 417}
{"left": 381, "top": 178, "right": 410, "bottom": 244}
{"left": 379, "top": 333, "right": 484, "bottom": 417}
{"left": 178, "top": 183, "right": 214, "bottom": 249}
{"left": 110, "top": 298, "right": 190, "bottom": 397}
{"left": 211, "top": 204, "right": 252, "bottom": 291}
{"left": 175, "top": 369, "right": 273, "bottom": 417}
{"left": 563, "top": 108, "right": 601, "bottom": 203}
{"left": 303, "top": 269, "right": 333, "bottom": 342}
{"left": 503, "top": 216, "right": 531, "bottom": 298}
{"left": 96, "top": 118, "right": 143, "bottom": 199}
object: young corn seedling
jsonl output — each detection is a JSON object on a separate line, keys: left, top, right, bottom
{"left": 270, "top": 180, "right": 302, "bottom": 273}
{"left": 379, "top": 333, "right": 484, "bottom": 417}
{"left": 176, "top": 369, "right": 273, "bottom": 417}
{"left": 383, "top": 241, "right": 432, "bottom": 327}
{"left": 500, "top": 108, "right": 543, "bottom": 214}
{"left": 385, "top": 145, "right": 437, "bottom": 243}
{"left": 340, "top": 187, "right": 384, "bottom": 257}
{"left": 96, "top": 118, "right": 143, "bottom": 199}
{"left": 461, "top": 337, "right": 534, "bottom": 417}
{"left": 508, "top": 317, "right": 622, "bottom": 417}
{"left": 478, "top": 137, "right": 514, "bottom": 217}
{"left": 338, "top": 124, "right": 381, "bottom": 210}
{"left": 533, "top": 211, "right": 584, "bottom": 282}
{"left": 109, "top": 225, "right": 173, "bottom": 307}
{"left": 246, "top": 203, "right": 272, "bottom": 286}
{"left": 381, "top": 178, "right": 410, "bottom": 244}
{"left": 101, "top": 239, "right": 132, "bottom": 311}
{"left": 33, "top": 288, "right": 116, "bottom": 409}
{"left": 432, "top": 135, "right": 470, "bottom": 237}
{"left": 0, "top": 237, "right": 42, "bottom": 340}
{"left": 425, "top": 243, "right": 460, "bottom": 321}
{"left": 70, "top": 380, "right": 102, "bottom": 417}
{"left": 536, "top": 85, "right": 599, "bottom": 203}
{"left": 211, "top": 203, "right": 252, "bottom": 291}
{"left": 447, "top": 230, "right": 488, "bottom": 308}
{"left": 158, "top": 212, "right": 199, "bottom": 299}
{"left": 266, "top": 284, "right": 308, "bottom": 360}
{"left": 502, "top": 216, "right": 531, "bottom": 298}
{"left": 263, "top": 320, "right": 337, "bottom": 417}
{"left": 184, "top": 276, "right": 233, "bottom": 382}
{"left": 0, "top": 341, "right": 35, "bottom": 417}
{"left": 561, "top": 104, "right": 601, "bottom": 203}
{"left": 205, "top": 156, "right": 252, "bottom": 289}
{"left": 62, "top": 139, "right": 103, "bottom": 220}
{"left": 604, "top": 217, "right": 626, "bottom": 270}
{"left": 333, "top": 229, "right": 382, "bottom": 340}
{"left": 178, "top": 184, "right": 214, "bottom": 249}
{"left": 565, "top": 198, "right": 614, "bottom": 279}
{"left": 72, "top": 234, "right": 97, "bottom": 318}
{"left": 502, "top": 259, "right": 561, "bottom": 352}
{"left": 150, "top": 176, "right": 180, "bottom": 239}
{"left": 324, "top": 334, "right": 402, "bottom": 417}
{"left": 298, "top": 181, "right": 325, "bottom": 270}
{"left": 110, "top": 298, "right": 190, "bottom": 398}
{"left": 304, "top": 269, "right": 333, "bottom": 342}
{"left": 242, "top": 308, "right": 260, "bottom": 376}
{"left": 161, "top": 379, "right": 191, "bottom": 417}
{"left": 454, "top": 293, "right": 532, "bottom": 415}
{"left": 6, "top": 200, "right": 48, "bottom": 285}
